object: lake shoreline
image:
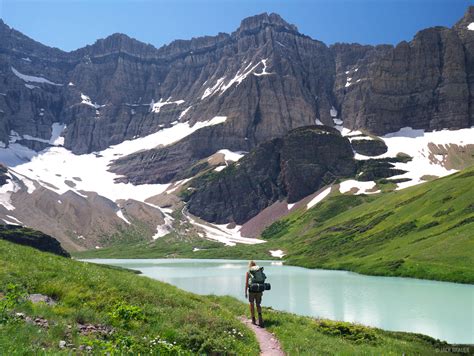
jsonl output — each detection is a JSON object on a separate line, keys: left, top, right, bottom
{"left": 81, "top": 258, "right": 474, "bottom": 344}
{"left": 76, "top": 253, "right": 474, "bottom": 286}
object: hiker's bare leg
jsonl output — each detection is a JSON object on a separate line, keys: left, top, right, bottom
{"left": 256, "top": 301, "right": 264, "bottom": 327}
{"left": 249, "top": 302, "right": 256, "bottom": 324}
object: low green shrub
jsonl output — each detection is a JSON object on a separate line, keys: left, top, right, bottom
{"left": 108, "top": 302, "right": 145, "bottom": 328}
{"left": 315, "top": 319, "right": 377, "bottom": 344}
{"left": 0, "top": 283, "right": 27, "bottom": 324}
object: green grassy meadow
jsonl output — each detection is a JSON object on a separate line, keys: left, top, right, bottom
{"left": 1, "top": 240, "right": 459, "bottom": 354}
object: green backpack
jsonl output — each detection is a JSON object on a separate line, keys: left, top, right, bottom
{"left": 249, "top": 266, "right": 266, "bottom": 284}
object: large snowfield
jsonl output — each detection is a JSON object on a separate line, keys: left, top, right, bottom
{"left": 0, "top": 115, "right": 261, "bottom": 246}
{"left": 1, "top": 119, "right": 473, "bottom": 246}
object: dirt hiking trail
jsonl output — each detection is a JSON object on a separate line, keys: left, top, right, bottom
{"left": 240, "top": 316, "right": 285, "bottom": 356}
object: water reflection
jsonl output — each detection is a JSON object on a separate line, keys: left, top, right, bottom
{"left": 83, "top": 258, "right": 474, "bottom": 344}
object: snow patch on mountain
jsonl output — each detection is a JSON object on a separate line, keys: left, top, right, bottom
{"left": 253, "top": 59, "right": 273, "bottom": 76}
{"left": 220, "top": 61, "right": 262, "bottom": 93}
{"left": 116, "top": 210, "right": 131, "bottom": 225}
{"left": 9, "top": 170, "right": 36, "bottom": 194}
{"left": 341, "top": 129, "right": 364, "bottom": 137}
{"left": 153, "top": 213, "right": 174, "bottom": 239}
{"left": 11, "top": 67, "right": 62, "bottom": 86}
{"left": 269, "top": 249, "right": 285, "bottom": 258}
{"left": 101, "top": 115, "right": 227, "bottom": 160}
{"left": 468, "top": 22, "right": 474, "bottom": 31}
{"left": 167, "top": 178, "right": 193, "bottom": 194}
{"left": 150, "top": 98, "right": 185, "bottom": 113}
{"left": 0, "top": 123, "right": 66, "bottom": 166}
{"left": 218, "top": 149, "right": 246, "bottom": 163}
{"left": 345, "top": 77, "right": 352, "bottom": 88}
{"left": 80, "top": 94, "right": 105, "bottom": 109}
{"left": 307, "top": 186, "right": 332, "bottom": 209}
{"left": 17, "top": 124, "right": 66, "bottom": 147}
{"left": 350, "top": 135, "right": 374, "bottom": 141}
{"left": 339, "top": 180, "right": 378, "bottom": 194}
{"left": 50, "top": 124, "right": 66, "bottom": 146}
{"left": 355, "top": 126, "right": 474, "bottom": 189}
{"left": 2, "top": 215, "right": 22, "bottom": 225}
{"left": 184, "top": 208, "right": 265, "bottom": 246}
{"left": 206, "top": 116, "right": 227, "bottom": 126}
{"left": 202, "top": 77, "right": 225, "bottom": 100}
{"left": 202, "top": 60, "right": 271, "bottom": 100}
{"left": 0, "top": 142, "right": 37, "bottom": 166}
{"left": 3, "top": 145, "right": 169, "bottom": 202}
{"left": 178, "top": 106, "right": 192, "bottom": 120}
{"left": 0, "top": 115, "right": 228, "bottom": 206}
{"left": 0, "top": 174, "right": 19, "bottom": 211}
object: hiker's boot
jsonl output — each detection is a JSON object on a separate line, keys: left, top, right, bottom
{"left": 251, "top": 317, "right": 256, "bottom": 325}
{"left": 258, "top": 313, "right": 265, "bottom": 328}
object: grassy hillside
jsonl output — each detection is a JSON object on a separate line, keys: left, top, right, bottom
{"left": 77, "top": 166, "right": 474, "bottom": 284}
{"left": 0, "top": 239, "right": 258, "bottom": 355}
{"left": 0, "top": 240, "right": 457, "bottom": 354}
{"left": 196, "top": 166, "right": 474, "bottom": 283}
{"left": 266, "top": 166, "right": 474, "bottom": 283}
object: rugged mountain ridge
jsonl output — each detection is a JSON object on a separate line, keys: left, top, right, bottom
{"left": 0, "top": 9, "right": 474, "bottom": 251}
{"left": 0, "top": 13, "right": 336, "bottom": 156}
{"left": 333, "top": 11, "right": 474, "bottom": 134}
{"left": 1, "top": 9, "right": 473, "bottom": 158}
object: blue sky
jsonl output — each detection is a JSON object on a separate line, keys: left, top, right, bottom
{"left": 0, "top": 0, "right": 471, "bottom": 52}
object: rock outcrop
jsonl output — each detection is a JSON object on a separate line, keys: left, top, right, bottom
{"left": 185, "top": 126, "right": 356, "bottom": 224}
{"left": 0, "top": 164, "right": 8, "bottom": 186}
{"left": 0, "top": 224, "right": 70, "bottom": 257}
{"left": 351, "top": 139, "right": 388, "bottom": 157}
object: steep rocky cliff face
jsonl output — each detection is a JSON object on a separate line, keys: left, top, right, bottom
{"left": 0, "top": 13, "right": 337, "bottom": 155}
{"left": 185, "top": 126, "right": 356, "bottom": 224}
{"left": 333, "top": 8, "right": 474, "bottom": 134}
{"left": 1, "top": 9, "right": 472, "bottom": 158}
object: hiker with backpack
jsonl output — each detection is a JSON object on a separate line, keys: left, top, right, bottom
{"left": 245, "top": 260, "right": 270, "bottom": 327}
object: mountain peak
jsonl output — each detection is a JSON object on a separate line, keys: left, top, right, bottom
{"left": 237, "top": 12, "right": 298, "bottom": 34}
{"left": 97, "top": 32, "right": 153, "bottom": 50}
{"left": 75, "top": 32, "right": 158, "bottom": 57}
{"left": 466, "top": 5, "right": 474, "bottom": 19}
{"left": 454, "top": 5, "right": 474, "bottom": 30}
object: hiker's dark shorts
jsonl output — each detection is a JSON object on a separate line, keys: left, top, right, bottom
{"left": 248, "top": 292, "right": 262, "bottom": 305}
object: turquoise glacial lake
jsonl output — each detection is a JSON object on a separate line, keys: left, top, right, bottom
{"left": 84, "top": 258, "right": 474, "bottom": 344}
